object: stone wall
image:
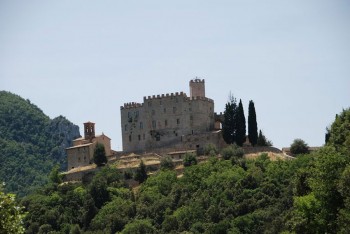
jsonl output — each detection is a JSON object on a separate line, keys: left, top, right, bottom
{"left": 121, "top": 86, "right": 215, "bottom": 153}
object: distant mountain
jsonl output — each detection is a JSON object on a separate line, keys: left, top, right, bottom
{"left": 0, "top": 91, "right": 80, "bottom": 197}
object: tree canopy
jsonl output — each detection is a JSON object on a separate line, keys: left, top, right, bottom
{"left": 93, "top": 143, "right": 107, "bottom": 166}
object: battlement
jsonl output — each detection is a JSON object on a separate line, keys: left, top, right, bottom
{"left": 190, "top": 78, "right": 205, "bottom": 83}
{"left": 187, "top": 96, "right": 214, "bottom": 103}
{"left": 143, "top": 91, "right": 187, "bottom": 101}
{"left": 120, "top": 102, "right": 143, "bottom": 110}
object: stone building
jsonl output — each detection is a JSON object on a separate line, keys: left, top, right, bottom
{"left": 120, "top": 79, "right": 226, "bottom": 153}
{"left": 66, "top": 122, "right": 112, "bottom": 170}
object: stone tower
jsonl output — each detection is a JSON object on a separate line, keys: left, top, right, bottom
{"left": 84, "top": 122, "right": 95, "bottom": 141}
{"left": 190, "top": 78, "right": 205, "bottom": 98}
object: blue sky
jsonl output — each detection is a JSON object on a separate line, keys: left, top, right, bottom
{"left": 1, "top": 1, "right": 349, "bottom": 150}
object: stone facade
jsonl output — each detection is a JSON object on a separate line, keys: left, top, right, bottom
{"left": 66, "top": 122, "right": 112, "bottom": 170}
{"left": 121, "top": 79, "right": 225, "bottom": 153}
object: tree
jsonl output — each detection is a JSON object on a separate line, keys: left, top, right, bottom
{"left": 290, "top": 139, "right": 309, "bottom": 155}
{"left": 222, "top": 94, "right": 237, "bottom": 144}
{"left": 135, "top": 160, "right": 148, "bottom": 183}
{"left": 160, "top": 156, "right": 175, "bottom": 170}
{"left": 236, "top": 99, "right": 246, "bottom": 146}
{"left": 183, "top": 153, "right": 197, "bottom": 167}
{"left": 49, "top": 165, "right": 62, "bottom": 184}
{"left": 248, "top": 100, "right": 258, "bottom": 146}
{"left": 93, "top": 143, "right": 107, "bottom": 166}
{"left": 257, "top": 130, "right": 272, "bottom": 146}
{"left": 221, "top": 144, "right": 244, "bottom": 160}
{"left": 0, "top": 183, "right": 26, "bottom": 234}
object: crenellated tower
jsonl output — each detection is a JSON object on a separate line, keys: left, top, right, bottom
{"left": 190, "top": 78, "right": 205, "bottom": 98}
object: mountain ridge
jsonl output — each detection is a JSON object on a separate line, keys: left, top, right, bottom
{"left": 0, "top": 91, "right": 80, "bottom": 196}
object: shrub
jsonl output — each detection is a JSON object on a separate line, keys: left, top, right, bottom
{"left": 183, "top": 153, "right": 197, "bottom": 167}
{"left": 204, "top": 144, "right": 218, "bottom": 156}
{"left": 221, "top": 144, "right": 244, "bottom": 160}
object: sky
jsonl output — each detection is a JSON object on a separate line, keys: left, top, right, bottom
{"left": 1, "top": 0, "right": 349, "bottom": 151}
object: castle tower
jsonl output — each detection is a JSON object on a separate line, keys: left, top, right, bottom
{"left": 84, "top": 122, "right": 95, "bottom": 141}
{"left": 190, "top": 78, "right": 205, "bottom": 98}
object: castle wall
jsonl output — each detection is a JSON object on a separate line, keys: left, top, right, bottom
{"left": 120, "top": 90, "right": 215, "bottom": 153}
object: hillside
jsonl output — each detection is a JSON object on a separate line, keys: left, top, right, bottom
{"left": 0, "top": 91, "right": 80, "bottom": 197}
{"left": 19, "top": 109, "right": 350, "bottom": 233}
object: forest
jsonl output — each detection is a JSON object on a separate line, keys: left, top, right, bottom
{"left": 1, "top": 108, "right": 347, "bottom": 233}
{"left": 0, "top": 91, "right": 80, "bottom": 197}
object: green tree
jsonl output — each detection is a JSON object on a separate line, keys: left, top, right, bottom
{"left": 326, "top": 108, "right": 350, "bottom": 153}
{"left": 183, "top": 153, "right": 197, "bottom": 167}
{"left": 0, "top": 184, "right": 26, "bottom": 234}
{"left": 236, "top": 99, "right": 246, "bottom": 146}
{"left": 204, "top": 143, "right": 218, "bottom": 156}
{"left": 121, "top": 219, "right": 156, "bottom": 234}
{"left": 93, "top": 143, "right": 107, "bottom": 166}
{"left": 135, "top": 160, "right": 148, "bottom": 183}
{"left": 49, "top": 165, "right": 62, "bottom": 184}
{"left": 248, "top": 100, "right": 258, "bottom": 146}
{"left": 221, "top": 144, "right": 244, "bottom": 160}
{"left": 257, "top": 130, "right": 272, "bottom": 146}
{"left": 222, "top": 94, "right": 237, "bottom": 144}
{"left": 160, "top": 156, "right": 175, "bottom": 170}
{"left": 290, "top": 139, "right": 309, "bottom": 156}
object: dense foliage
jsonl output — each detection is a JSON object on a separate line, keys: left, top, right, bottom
{"left": 0, "top": 91, "right": 80, "bottom": 197}
{"left": 0, "top": 184, "right": 26, "bottom": 234}
{"left": 257, "top": 130, "right": 272, "bottom": 146}
{"left": 19, "top": 108, "right": 350, "bottom": 233}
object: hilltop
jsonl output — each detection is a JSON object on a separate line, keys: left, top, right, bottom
{"left": 0, "top": 91, "right": 80, "bottom": 196}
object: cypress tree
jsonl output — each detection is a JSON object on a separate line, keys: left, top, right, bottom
{"left": 93, "top": 143, "right": 107, "bottom": 166}
{"left": 222, "top": 95, "right": 237, "bottom": 144}
{"left": 235, "top": 99, "right": 246, "bottom": 146}
{"left": 135, "top": 160, "right": 148, "bottom": 183}
{"left": 248, "top": 100, "right": 258, "bottom": 146}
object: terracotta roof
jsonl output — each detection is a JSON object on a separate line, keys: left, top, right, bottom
{"left": 66, "top": 143, "right": 93, "bottom": 150}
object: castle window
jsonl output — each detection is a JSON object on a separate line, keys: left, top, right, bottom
{"left": 165, "top": 120, "right": 168, "bottom": 126}
{"left": 140, "top": 122, "right": 143, "bottom": 129}
{"left": 152, "top": 110, "right": 155, "bottom": 115}
{"left": 177, "top": 119, "right": 180, "bottom": 124}
{"left": 84, "top": 156, "right": 86, "bottom": 161}
{"left": 190, "top": 115, "right": 193, "bottom": 121}
{"left": 164, "top": 108, "right": 166, "bottom": 113}
{"left": 138, "top": 135, "right": 141, "bottom": 141}
{"left": 78, "top": 157, "right": 81, "bottom": 162}
{"left": 129, "top": 135, "right": 132, "bottom": 142}
{"left": 152, "top": 120, "right": 156, "bottom": 129}
{"left": 189, "top": 107, "right": 192, "bottom": 111}
{"left": 135, "top": 111, "right": 139, "bottom": 117}
{"left": 176, "top": 98, "right": 178, "bottom": 103}
{"left": 128, "top": 112, "right": 131, "bottom": 118}
{"left": 173, "top": 107, "right": 176, "bottom": 113}
{"left": 124, "top": 124, "right": 128, "bottom": 131}
{"left": 156, "top": 134, "right": 160, "bottom": 141}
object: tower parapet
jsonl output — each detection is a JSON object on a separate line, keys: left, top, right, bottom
{"left": 120, "top": 102, "right": 143, "bottom": 110}
{"left": 190, "top": 77, "right": 205, "bottom": 98}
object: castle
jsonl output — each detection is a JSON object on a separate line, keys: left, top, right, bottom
{"left": 120, "top": 79, "right": 226, "bottom": 153}
{"left": 65, "top": 79, "right": 226, "bottom": 174}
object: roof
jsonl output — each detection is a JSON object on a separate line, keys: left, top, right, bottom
{"left": 167, "top": 150, "right": 196, "bottom": 155}
{"left": 66, "top": 143, "right": 93, "bottom": 150}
